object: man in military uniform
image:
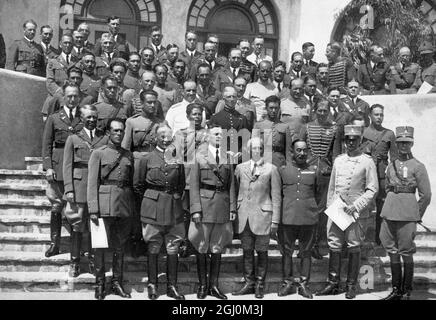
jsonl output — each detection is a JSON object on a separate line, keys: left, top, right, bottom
{"left": 357, "top": 45, "right": 390, "bottom": 95}
{"left": 254, "top": 95, "right": 294, "bottom": 167}
{"left": 77, "top": 23, "right": 95, "bottom": 53}
{"left": 133, "top": 124, "right": 186, "bottom": 300}
{"left": 87, "top": 118, "right": 134, "bottom": 300}
{"left": 300, "top": 99, "right": 341, "bottom": 260}
{"left": 232, "top": 137, "right": 281, "bottom": 299}
{"left": 72, "top": 30, "right": 87, "bottom": 60}
{"left": 360, "top": 104, "right": 397, "bottom": 244}
{"left": 380, "top": 127, "right": 431, "bottom": 300}
{"left": 316, "top": 63, "right": 330, "bottom": 96}
{"left": 195, "top": 63, "right": 222, "bottom": 118}
{"left": 277, "top": 139, "right": 318, "bottom": 299}
{"left": 140, "top": 47, "right": 156, "bottom": 73}
{"left": 122, "top": 90, "right": 160, "bottom": 257}
{"left": 316, "top": 125, "right": 378, "bottom": 299}
{"left": 326, "top": 42, "right": 356, "bottom": 94}
{"left": 173, "top": 103, "right": 208, "bottom": 259}
{"left": 388, "top": 47, "right": 420, "bottom": 94}
{"left": 109, "top": 58, "right": 129, "bottom": 103}
{"left": 123, "top": 52, "right": 141, "bottom": 91}
{"left": 6, "top": 19, "right": 45, "bottom": 76}
{"left": 42, "top": 83, "right": 83, "bottom": 258}
{"left": 154, "top": 64, "right": 178, "bottom": 116}
{"left": 80, "top": 52, "right": 101, "bottom": 100}
{"left": 238, "top": 39, "right": 257, "bottom": 83}
{"left": 39, "top": 25, "right": 59, "bottom": 65}
{"left": 94, "top": 16, "right": 130, "bottom": 61}
{"left": 179, "top": 30, "right": 204, "bottom": 74}
{"left": 189, "top": 41, "right": 224, "bottom": 82}
{"left": 215, "top": 77, "right": 256, "bottom": 131}
{"left": 412, "top": 41, "right": 436, "bottom": 92}
{"left": 95, "top": 33, "right": 122, "bottom": 78}
{"left": 189, "top": 125, "right": 236, "bottom": 300}
{"left": 63, "top": 105, "right": 108, "bottom": 277}
{"left": 150, "top": 26, "right": 167, "bottom": 65}
{"left": 93, "top": 75, "right": 131, "bottom": 132}
{"left": 280, "top": 78, "right": 311, "bottom": 131}
{"left": 167, "top": 59, "right": 187, "bottom": 93}
{"left": 341, "top": 80, "right": 371, "bottom": 127}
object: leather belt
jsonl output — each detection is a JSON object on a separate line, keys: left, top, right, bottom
{"left": 73, "top": 163, "right": 88, "bottom": 169}
{"left": 148, "top": 185, "right": 177, "bottom": 194}
{"left": 54, "top": 143, "right": 65, "bottom": 148}
{"left": 102, "top": 180, "right": 131, "bottom": 188}
{"left": 272, "top": 146, "right": 284, "bottom": 153}
{"left": 393, "top": 186, "right": 416, "bottom": 194}
{"left": 133, "top": 145, "right": 154, "bottom": 153}
{"left": 200, "top": 184, "right": 225, "bottom": 192}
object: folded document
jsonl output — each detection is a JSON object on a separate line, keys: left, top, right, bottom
{"left": 90, "top": 218, "right": 109, "bottom": 249}
{"left": 325, "top": 197, "right": 356, "bottom": 231}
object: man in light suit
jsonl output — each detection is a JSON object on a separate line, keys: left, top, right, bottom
{"left": 232, "top": 137, "right": 281, "bottom": 299}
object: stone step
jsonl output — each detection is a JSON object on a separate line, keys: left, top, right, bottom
{"left": 0, "top": 187, "right": 47, "bottom": 202}
{"left": 25, "top": 157, "right": 43, "bottom": 171}
{"left": 1, "top": 269, "right": 435, "bottom": 293}
{"left": 0, "top": 198, "right": 51, "bottom": 208}
{"left": 0, "top": 169, "right": 47, "bottom": 185}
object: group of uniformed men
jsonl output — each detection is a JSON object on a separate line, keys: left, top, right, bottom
{"left": 3, "top": 16, "right": 432, "bottom": 300}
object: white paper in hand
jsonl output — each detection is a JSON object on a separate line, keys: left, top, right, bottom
{"left": 417, "top": 81, "right": 433, "bottom": 94}
{"left": 325, "top": 197, "right": 356, "bottom": 231}
{"left": 90, "top": 218, "right": 109, "bottom": 249}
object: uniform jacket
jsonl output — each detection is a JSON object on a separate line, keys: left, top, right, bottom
{"left": 179, "top": 49, "right": 204, "bottom": 73}
{"left": 42, "top": 108, "right": 83, "bottom": 181}
{"left": 123, "top": 70, "right": 141, "bottom": 91}
{"left": 302, "top": 59, "right": 318, "bottom": 78}
{"left": 361, "top": 125, "right": 397, "bottom": 180}
{"left": 189, "top": 58, "right": 225, "bottom": 81}
{"left": 63, "top": 128, "right": 108, "bottom": 203}
{"left": 87, "top": 143, "right": 134, "bottom": 218}
{"left": 190, "top": 144, "right": 236, "bottom": 224}
{"left": 93, "top": 95, "right": 130, "bottom": 132}
{"left": 327, "top": 153, "right": 379, "bottom": 219}
{"left": 94, "top": 34, "right": 130, "bottom": 61}
{"left": 196, "top": 84, "right": 222, "bottom": 117}
{"left": 95, "top": 51, "right": 122, "bottom": 77}
{"left": 6, "top": 38, "right": 45, "bottom": 76}
{"left": 341, "top": 96, "right": 371, "bottom": 127}
{"left": 381, "top": 156, "right": 431, "bottom": 221}
{"left": 81, "top": 72, "right": 101, "bottom": 99}
{"left": 215, "top": 97, "right": 256, "bottom": 131}
{"left": 133, "top": 148, "right": 185, "bottom": 226}
{"left": 357, "top": 61, "right": 390, "bottom": 93}
{"left": 279, "top": 161, "right": 319, "bottom": 225}
{"left": 41, "top": 43, "right": 60, "bottom": 65}
{"left": 46, "top": 54, "right": 78, "bottom": 96}
{"left": 388, "top": 62, "right": 420, "bottom": 93}
{"left": 121, "top": 113, "right": 159, "bottom": 155}
{"left": 215, "top": 66, "right": 242, "bottom": 92}
{"left": 42, "top": 92, "right": 95, "bottom": 117}
{"left": 235, "top": 160, "right": 281, "bottom": 235}
{"left": 412, "top": 63, "right": 436, "bottom": 89}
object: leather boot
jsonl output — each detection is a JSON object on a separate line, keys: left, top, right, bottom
{"left": 86, "top": 233, "right": 95, "bottom": 275}
{"left": 297, "top": 256, "right": 313, "bottom": 299}
{"left": 255, "top": 251, "right": 268, "bottom": 299}
{"left": 402, "top": 256, "right": 414, "bottom": 300}
{"left": 45, "top": 211, "right": 62, "bottom": 257}
{"left": 112, "top": 250, "right": 131, "bottom": 298}
{"left": 298, "top": 277, "right": 313, "bottom": 299}
{"left": 233, "top": 250, "right": 255, "bottom": 295}
{"left": 316, "top": 250, "right": 342, "bottom": 296}
{"left": 166, "top": 254, "right": 185, "bottom": 300}
{"left": 68, "top": 231, "right": 81, "bottom": 277}
{"left": 278, "top": 253, "right": 294, "bottom": 297}
{"left": 381, "top": 253, "right": 403, "bottom": 300}
{"left": 147, "top": 253, "right": 159, "bottom": 300}
{"left": 345, "top": 251, "right": 360, "bottom": 299}
{"left": 311, "top": 227, "right": 323, "bottom": 260}
{"left": 196, "top": 253, "right": 208, "bottom": 299}
{"left": 94, "top": 249, "right": 105, "bottom": 300}
{"left": 209, "top": 253, "right": 227, "bottom": 299}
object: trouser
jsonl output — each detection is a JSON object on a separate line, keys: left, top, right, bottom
{"left": 94, "top": 217, "right": 131, "bottom": 282}
{"left": 313, "top": 174, "right": 330, "bottom": 246}
{"left": 142, "top": 223, "right": 185, "bottom": 255}
{"left": 375, "top": 177, "right": 386, "bottom": 244}
{"left": 379, "top": 219, "right": 417, "bottom": 257}
{"left": 277, "top": 224, "right": 316, "bottom": 281}
{"left": 46, "top": 181, "right": 65, "bottom": 250}
{"left": 327, "top": 218, "right": 363, "bottom": 252}
{"left": 188, "top": 221, "right": 233, "bottom": 254}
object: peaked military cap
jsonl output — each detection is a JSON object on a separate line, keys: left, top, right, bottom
{"left": 418, "top": 41, "right": 434, "bottom": 54}
{"left": 344, "top": 125, "right": 362, "bottom": 137}
{"left": 396, "top": 126, "right": 414, "bottom": 142}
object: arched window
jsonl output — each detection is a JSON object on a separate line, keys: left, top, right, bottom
{"left": 60, "top": 0, "right": 161, "bottom": 50}
{"left": 187, "top": 0, "right": 278, "bottom": 60}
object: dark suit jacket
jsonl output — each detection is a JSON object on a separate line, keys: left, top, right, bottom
{"left": 179, "top": 49, "right": 204, "bottom": 73}
{"left": 302, "top": 60, "right": 318, "bottom": 78}
{"left": 357, "top": 61, "right": 390, "bottom": 93}
{"left": 341, "top": 96, "right": 370, "bottom": 126}
{"left": 214, "top": 66, "right": 242, "bottom": 92}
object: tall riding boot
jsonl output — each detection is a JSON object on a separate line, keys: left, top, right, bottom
{"left": 147, "top": 253, "right": 159, "bottom": 300}
{"left": 209, "top": 253, "right": 227, "bottom": 300}
{"left": 94, "top": 249, "right": 105, "bottom": 300}
{"left": 69, "top": 231, "right": 82, "bottom": 277}
{"left": 298, "top": 257, "right": 313, "bottom": 299}
{"left": 166, "top": 254, "right": 185, "bottom": 300}
{"left": 196, "top": 253, "right": 208, "bottom": 299}
{"left": 278, "top": 253, "right": 294, "bottom": 297}
{"left": 402, "top": 255, "right": 414, "bottom": 300}
{"left": 345, "top": 251, "right": 361, "bottom": 299}
{"left": 311, "top": 220, "right": 324, "bottom": 260}
{"left": 375, "top": 198, "right": 383, "bottom": 245}
{"left": 86, "top": 233, "right": 95, "bottom": 275}
{"left": 45, "top": 211, "right": 62, "bottom": 257}
{"left": 112, "top": 250, "right": 131, "bottom": 298}
{"left": 382, "top": 253, "right": 403, "bottom": 300}
{"left": 316, "top": 250, "right": 342, "bottom": 296}
{"left": 232, "top": 250, "right": 255, "bottom": 295}
{"left": 255, "top": 251, "right": 268, "bottom": 299}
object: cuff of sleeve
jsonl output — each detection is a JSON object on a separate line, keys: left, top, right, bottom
{"left": 190, "top": 203, "right": 202, "bottom": 214}
{"left": 353, "top": 198, "right": 367, "bottom": 213}
{"left": 43, "top": 158, "right": 53, "bottom": 170}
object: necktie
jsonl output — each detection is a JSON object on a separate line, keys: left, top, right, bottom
{"left": 69, "top": 109, "right": 74, "bottom": 122}
{"left": 66, "top": 54, "right": 70, "bottom": 65}
{"left": 215, "top": 148, "right": 220, "bottom": 165}
{"left": 232, "top": 68, "right": 237, "bottom": 79}
{"left": 156, "top": 47, "right": 160, "bottom": 54}
{"left": 296, "top": 71, "right": 300, "bottom": 78}
{"left": 277, "top": 82, "right": 282, "bottom": 92}
{"left": 252, "top": 163, "right": 257, "bottom": 176}
{"left": 90, "top": 130, "right": 94, "bottom": 141}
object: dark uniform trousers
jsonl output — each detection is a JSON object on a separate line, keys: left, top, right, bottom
{"left": 87, "top": 144, "right": 135, "bottom": 284}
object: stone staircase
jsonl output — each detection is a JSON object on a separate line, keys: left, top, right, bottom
{"left": 1, "top": 157, "right": 436, "bottom": 296}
